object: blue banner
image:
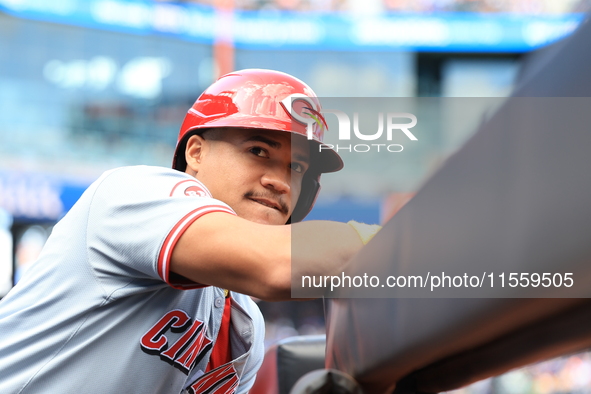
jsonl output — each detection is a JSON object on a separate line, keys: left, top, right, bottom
{"left": 0, "top": 170, "right": 88, "bottom": 221}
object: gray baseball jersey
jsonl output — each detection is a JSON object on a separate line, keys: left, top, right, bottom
{"left": 0, "top": 166, "right": 265, "bottom": 394}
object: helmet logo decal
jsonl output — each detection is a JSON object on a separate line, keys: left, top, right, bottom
{"left": 280, "top": 93, "right": 327, "bottom": 141}
{"left": 302, "top": 106, "right": 327, "bottom": 132}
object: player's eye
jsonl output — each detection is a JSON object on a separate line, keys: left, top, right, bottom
{"left": 290, "top": 162, "right": 306, "bottom": 174}
{"left": 249, "top": 147, "right": 269, "bottom": 158}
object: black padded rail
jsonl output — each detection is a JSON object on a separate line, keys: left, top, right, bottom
{"left": 251, "top": 335, "right": 326, "bottom": 394}
{"left": 325, "top": 15, "right": 591, "bottom": 394}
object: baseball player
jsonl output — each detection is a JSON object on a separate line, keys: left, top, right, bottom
{"left": 0, "top": 69, "right": 378, "bottom": 393}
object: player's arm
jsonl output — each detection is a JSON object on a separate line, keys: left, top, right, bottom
{"left": 169, "top": 212, "right": 364, "bottom": 301}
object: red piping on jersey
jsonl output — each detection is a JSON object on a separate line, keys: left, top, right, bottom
{"left": 158, "top": 205, "right": 236, "bottom": 289}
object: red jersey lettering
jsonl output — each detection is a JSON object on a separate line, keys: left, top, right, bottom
{"left": 189, "top": 365, "right": 239, "bottom": 394}
{"left": 175, "top": 325, "right": 213, "bottom": 374}
{"left": 161, "top": 319, "right": 205, "bottom": 363}
{"left": 140, "top": 310, "right": 191, "bottom": 355}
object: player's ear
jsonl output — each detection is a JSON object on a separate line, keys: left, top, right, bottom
{"left": 185, "top": 134, "right": 206, "bottom": 175}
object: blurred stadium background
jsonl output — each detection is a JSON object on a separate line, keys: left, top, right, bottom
{"left": 1, "top": 0, "right": 590, "bottom": 392}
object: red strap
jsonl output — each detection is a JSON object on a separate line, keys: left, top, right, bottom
{"left": 206, "top": 296, "right": 232, "bottom": 371}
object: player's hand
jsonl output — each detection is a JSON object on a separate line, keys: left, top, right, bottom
{"left": 347, "top": 220, "right": 382, "bottom": 245}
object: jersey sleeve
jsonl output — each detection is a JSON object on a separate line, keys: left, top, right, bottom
{"left": 86, "top": 166, "right": 236, "bottom": 291}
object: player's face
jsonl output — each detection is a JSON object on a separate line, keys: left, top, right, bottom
{"left": 187, "top": 128, "right": 310, "bottom": 225}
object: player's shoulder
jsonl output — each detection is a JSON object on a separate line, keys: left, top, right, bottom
{"left": 90, "top": 165, "right": 213, "bottom": 201}
{"left": 93, "top": 165, "right": 220, "bottom": 211}
{"left": 100, "top": 165, "right": 186, "bottom": 180}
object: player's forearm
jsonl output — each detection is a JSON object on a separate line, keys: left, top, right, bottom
{"left": 245, "top": 220, "right": 365, "bottom": 301}
{"left": 170, "top": 214, "right": 364, "bottom": 302}
{"left": 290, "top": 220, "right": 364, "bottom": 280}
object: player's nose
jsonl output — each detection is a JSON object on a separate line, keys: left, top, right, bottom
{"left": 261, "top": 165, "right": 290, "bottom": 195}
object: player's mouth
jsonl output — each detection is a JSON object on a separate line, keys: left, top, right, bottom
{"left": 246, "top": 193, "right": 288, "bottom": 215}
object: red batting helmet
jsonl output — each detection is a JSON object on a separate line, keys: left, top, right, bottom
{"left": 173, "top": 69, "right": 343, "bottom": 223}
